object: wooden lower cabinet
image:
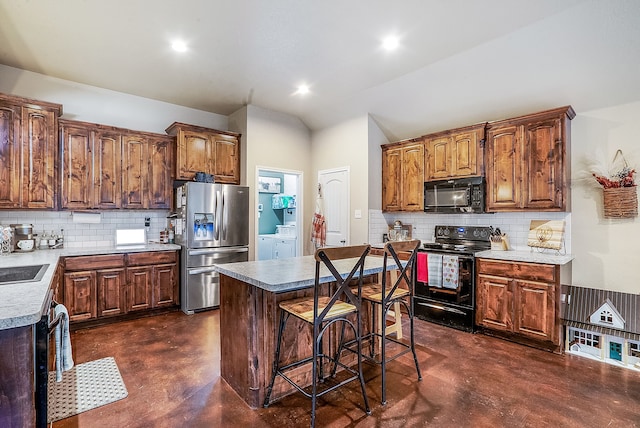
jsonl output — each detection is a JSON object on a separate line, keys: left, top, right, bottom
{"left": 476, "top": 258, "right": 562, "bottom": 353}
{"left": 97, "top": 268, "right": 127, "bottom": 317}
{"left": 62, "top": 251, "right": 178, "bottom": 324}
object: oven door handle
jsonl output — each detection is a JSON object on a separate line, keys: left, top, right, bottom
{"left": 415, "top": 301, "right": 467, "bottom": 315}
{"left": 189, "top": 247, "right": 248, "bottom": 256}
{"left": 188, "top": 267, "right": 220, "bottom": 275}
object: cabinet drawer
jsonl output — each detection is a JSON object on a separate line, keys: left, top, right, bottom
{"left": 127, "top": 251, "right": 178, "bottom": 266}
{"left": 64, "top": 254, "right": 125, "bottom": 271}
{"left": 477, "top": 259, "right": 556, "bottom": 283}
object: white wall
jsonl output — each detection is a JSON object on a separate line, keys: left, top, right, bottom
{"left": 239, "top": 105, "right": 312, "bottom": 259}
{"left": 311, "top": 116, "right": 370, "bottom": 245}
{"left": 367, "top": 115, "right": 388, "bottom": 211}
{"left": 0, "top": 64, "right": 227, "bottom": 133}
{"left": 570, "top": 102, "right": 640, "bottom": 293}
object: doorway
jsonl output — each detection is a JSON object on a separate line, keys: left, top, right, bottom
{"left": 318, "top": 167, "right": 350, "bottom": 247}
{"left": 256, "top": 167, "right": 303, "bottom": 260}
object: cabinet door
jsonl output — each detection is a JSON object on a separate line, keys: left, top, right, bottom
{"left": 382, "top": 147, "right": 402, "bottom": 211}
{"left": 176, "top": 130, "right": 213, "bottom": 180}
{"left": 427, "top": 136, "right": 451, "bottom": 180}
{"left": 258, "top": 236, "right": 274, "bottom": 260}
{"left": 127, "top": 266, "right": 153, "bottom": 312}
{"left": 451, "top": 130, "right": 479, "bottom": 177}
{"left": 523, "top": 118, "right": 563, "bottom": 210}
{"left": 401, "top": 143, "right": 424, "bottom": 211}
{"left": 514, "top": 279, "right": 556, "bottom": 342}
{"left": 485, "top": 125, "right": 522, "bottom": 211}
{"left": 476, "top": 274, "right": 512, "bottom": 332}
{"left": 94, "top": 131, "right": 122, "bottom": 209}
{"left": 122, "top": 134, "right": 148, "bottom": 209}
{"left": 97, "top": 268, "right": 127, "bottom": 318}
{"left": 273, "top": 239, "right": 295, "bottom": 259}
{"left": 0, "top": 103, "right": 22, "bottom": 208}
{"left": 153, "top": 263, "right": 178, "bottom": 308}
{"left": 60, "top": 123, "right": 92, "bottom": 209}
{"left": 148, "top": 136, "right": 173, "bottom": 209}
{"left": 213, "top": 133, "right": 239, "bottom": 184}
{"left": 64, "top": 270, "right": 97, "bottom": 322}
{"left": 22, "top": 107, "right": 57, "bottom": 209}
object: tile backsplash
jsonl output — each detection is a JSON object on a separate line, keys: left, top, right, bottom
{"left": 369, "top": 209, "right": 571, "bottom": 253}
{"left": 0, "top": 210, "right": 170, "bottom": 248}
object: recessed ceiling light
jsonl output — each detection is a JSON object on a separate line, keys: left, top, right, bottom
{"left": 295, "top": 84, "right": 310, "bottom": 95}
{"left": 171, "top": 40, "right": 188, "bottom": 52}
{"left": 382, "top": 35, "right": 399, "bottom": 51}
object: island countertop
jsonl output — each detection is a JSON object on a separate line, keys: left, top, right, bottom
{"left": 0, "top": 243, "right": 180, "bottom": 330}
{"left": 213, "top": 254, "right": 393, "bottom": 293}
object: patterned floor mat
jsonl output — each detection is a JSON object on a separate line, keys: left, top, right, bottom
{"left": 48, "top": 357, "right": 128, "bottom": 423}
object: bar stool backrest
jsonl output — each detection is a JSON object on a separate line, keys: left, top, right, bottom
{"left": 314, "top": 244, "right": 371, "bottom": 323}
{"left": 382, "top": 240, "right": 420, "bottom": 299}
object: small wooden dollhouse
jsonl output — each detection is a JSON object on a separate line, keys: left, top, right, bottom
{"left": 563, "top": 285, "right": 640, "bottom": 371}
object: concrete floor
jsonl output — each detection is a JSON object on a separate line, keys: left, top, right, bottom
{"left": 53, "top": 310, "right": 640, "bottom": 428}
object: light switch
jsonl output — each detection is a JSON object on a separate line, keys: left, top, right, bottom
{"left": 354, "top": 209, "right": 362, "bottom": 219}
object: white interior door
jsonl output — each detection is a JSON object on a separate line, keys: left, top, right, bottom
{"left": 318, "top": 168, "right": 349, "bottom": 247}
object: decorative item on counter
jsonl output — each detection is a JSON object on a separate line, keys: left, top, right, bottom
{"left": 591, "top": 149, "right": 637, "bottom": 218}
{"left": 1, "top": 226, "right": 13, "bottom": 255}
{"left": 388, "top": 220, "right": 411, "bottom": 241}
{"left": 527, "top": 220, "right": 565, "bottom": 254}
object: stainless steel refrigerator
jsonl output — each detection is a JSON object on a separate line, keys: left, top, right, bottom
{"left": 176, "top": 182, "right": 249, "bottom": 313}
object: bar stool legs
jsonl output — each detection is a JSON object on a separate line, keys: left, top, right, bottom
{"left": 262, "top": 245, "right": 372, "bottom": 428}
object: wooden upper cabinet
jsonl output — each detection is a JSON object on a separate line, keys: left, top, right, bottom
{"left": 122, "top": 133, "right": 148, "bottom": 209}
{"left": 485, "top": 106, "right": 574, "bottom": 212}
{"left": 0, "top": 103, "right": 22, "bottom": 208}
{"left": 382, "top": 140, "right": 424, "bottom": 212}
{"left": 176, "top": 129, "right": 212, "bottom": 178}
{"left": 148, "top": 135, "right": 174, "bottom": 209}
{"left": 166, "top": 122, "right": 241, "bottom": 184}
{"left": 60, "top": 121, "right": 92, "bottom": 209}
{"left": 425, "top": 124, "right": 485, "bottom": 181}
{"left": 93, "top": 130, "right": 122, "bottom": 209}
{"left": 0, "top": 93, "right": 62, "bottom": 209}
{"left": 213, "top": 133, "right": 240, "bottom": 183}
{"left": 382, "top": 146, "right": 402, "bottom": 211}
{"left": 60, "top": 119, "right": 174, "bottom": 210}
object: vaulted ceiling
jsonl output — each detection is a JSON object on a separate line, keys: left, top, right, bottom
{"left": 1, "top": 0, "right": 639, "bottom": 140}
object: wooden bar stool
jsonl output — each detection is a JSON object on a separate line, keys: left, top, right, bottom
{"left": 350, "top": 239, "right": 422, "bottom": 405}
{"left": 263, "top": 245, "right": 372, "bottom": 428}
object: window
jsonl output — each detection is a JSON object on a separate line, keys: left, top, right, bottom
{"left": 630, "top": 341, "right": 640, "bottom": 358}
{"left": 571, "top": 329, "right": 601, "bottom": 348}
{"left": 600, "top": 310, "right": 614, "bottom": 324}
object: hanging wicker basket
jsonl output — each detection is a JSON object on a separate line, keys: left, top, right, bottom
{"left": 603, "top": 186, "right": 638, "bottom": 218}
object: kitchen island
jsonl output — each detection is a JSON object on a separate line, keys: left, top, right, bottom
{"left": 214, "top": 254, "right": 391, "bottom": 408}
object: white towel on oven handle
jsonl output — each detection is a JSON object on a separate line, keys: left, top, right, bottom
{"left": 54, "top": 304, "right": 74, "bottom": 382}
{"left": 427, "top": 253, "right": 443, "bottom": 288}
{"left": 442, "top": 255, "right": 459, "bottom": 290}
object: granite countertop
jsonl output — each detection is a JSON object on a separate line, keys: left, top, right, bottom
{"left": 0, "top": 243, "right": 180, "bottom": 331}
{"left": 475, "top": 249, "right": 574, "bottom": 265}
{"left": 214, "top": 254, "right": 394, "bottom": 293}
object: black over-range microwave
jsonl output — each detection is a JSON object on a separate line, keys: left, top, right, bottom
{"left": 424, "top": 176, "right": 486, "bottom": 214}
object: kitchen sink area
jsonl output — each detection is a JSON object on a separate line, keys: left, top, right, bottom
{"left": 0, "top": 264, "right": 49, "bottom": 285}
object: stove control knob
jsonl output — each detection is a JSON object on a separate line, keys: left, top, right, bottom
{"left": 480, "top": 230, "right": 488, "bottom": 238}
{"left": 443, "top": 228, "right": 450, "bottom": 236}
{"left": 473, "top": 229, "right": 480, "bottom": 237}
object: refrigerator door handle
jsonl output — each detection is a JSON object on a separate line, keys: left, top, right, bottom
{"left": 188, "top": 267, "right": 220, "bottom": 275}
{"left": 188, "top": 247, "right": 249, "bottom": 256}
{"left": 221, "top": 190, "right": 226, "bottom": 241}
{"left": 215, "top": 189, "right": 221, "bottom": 241}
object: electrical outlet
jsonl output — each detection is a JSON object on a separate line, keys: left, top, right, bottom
{"left": 144, "top": 217, "right": 151, "bottom": 227}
